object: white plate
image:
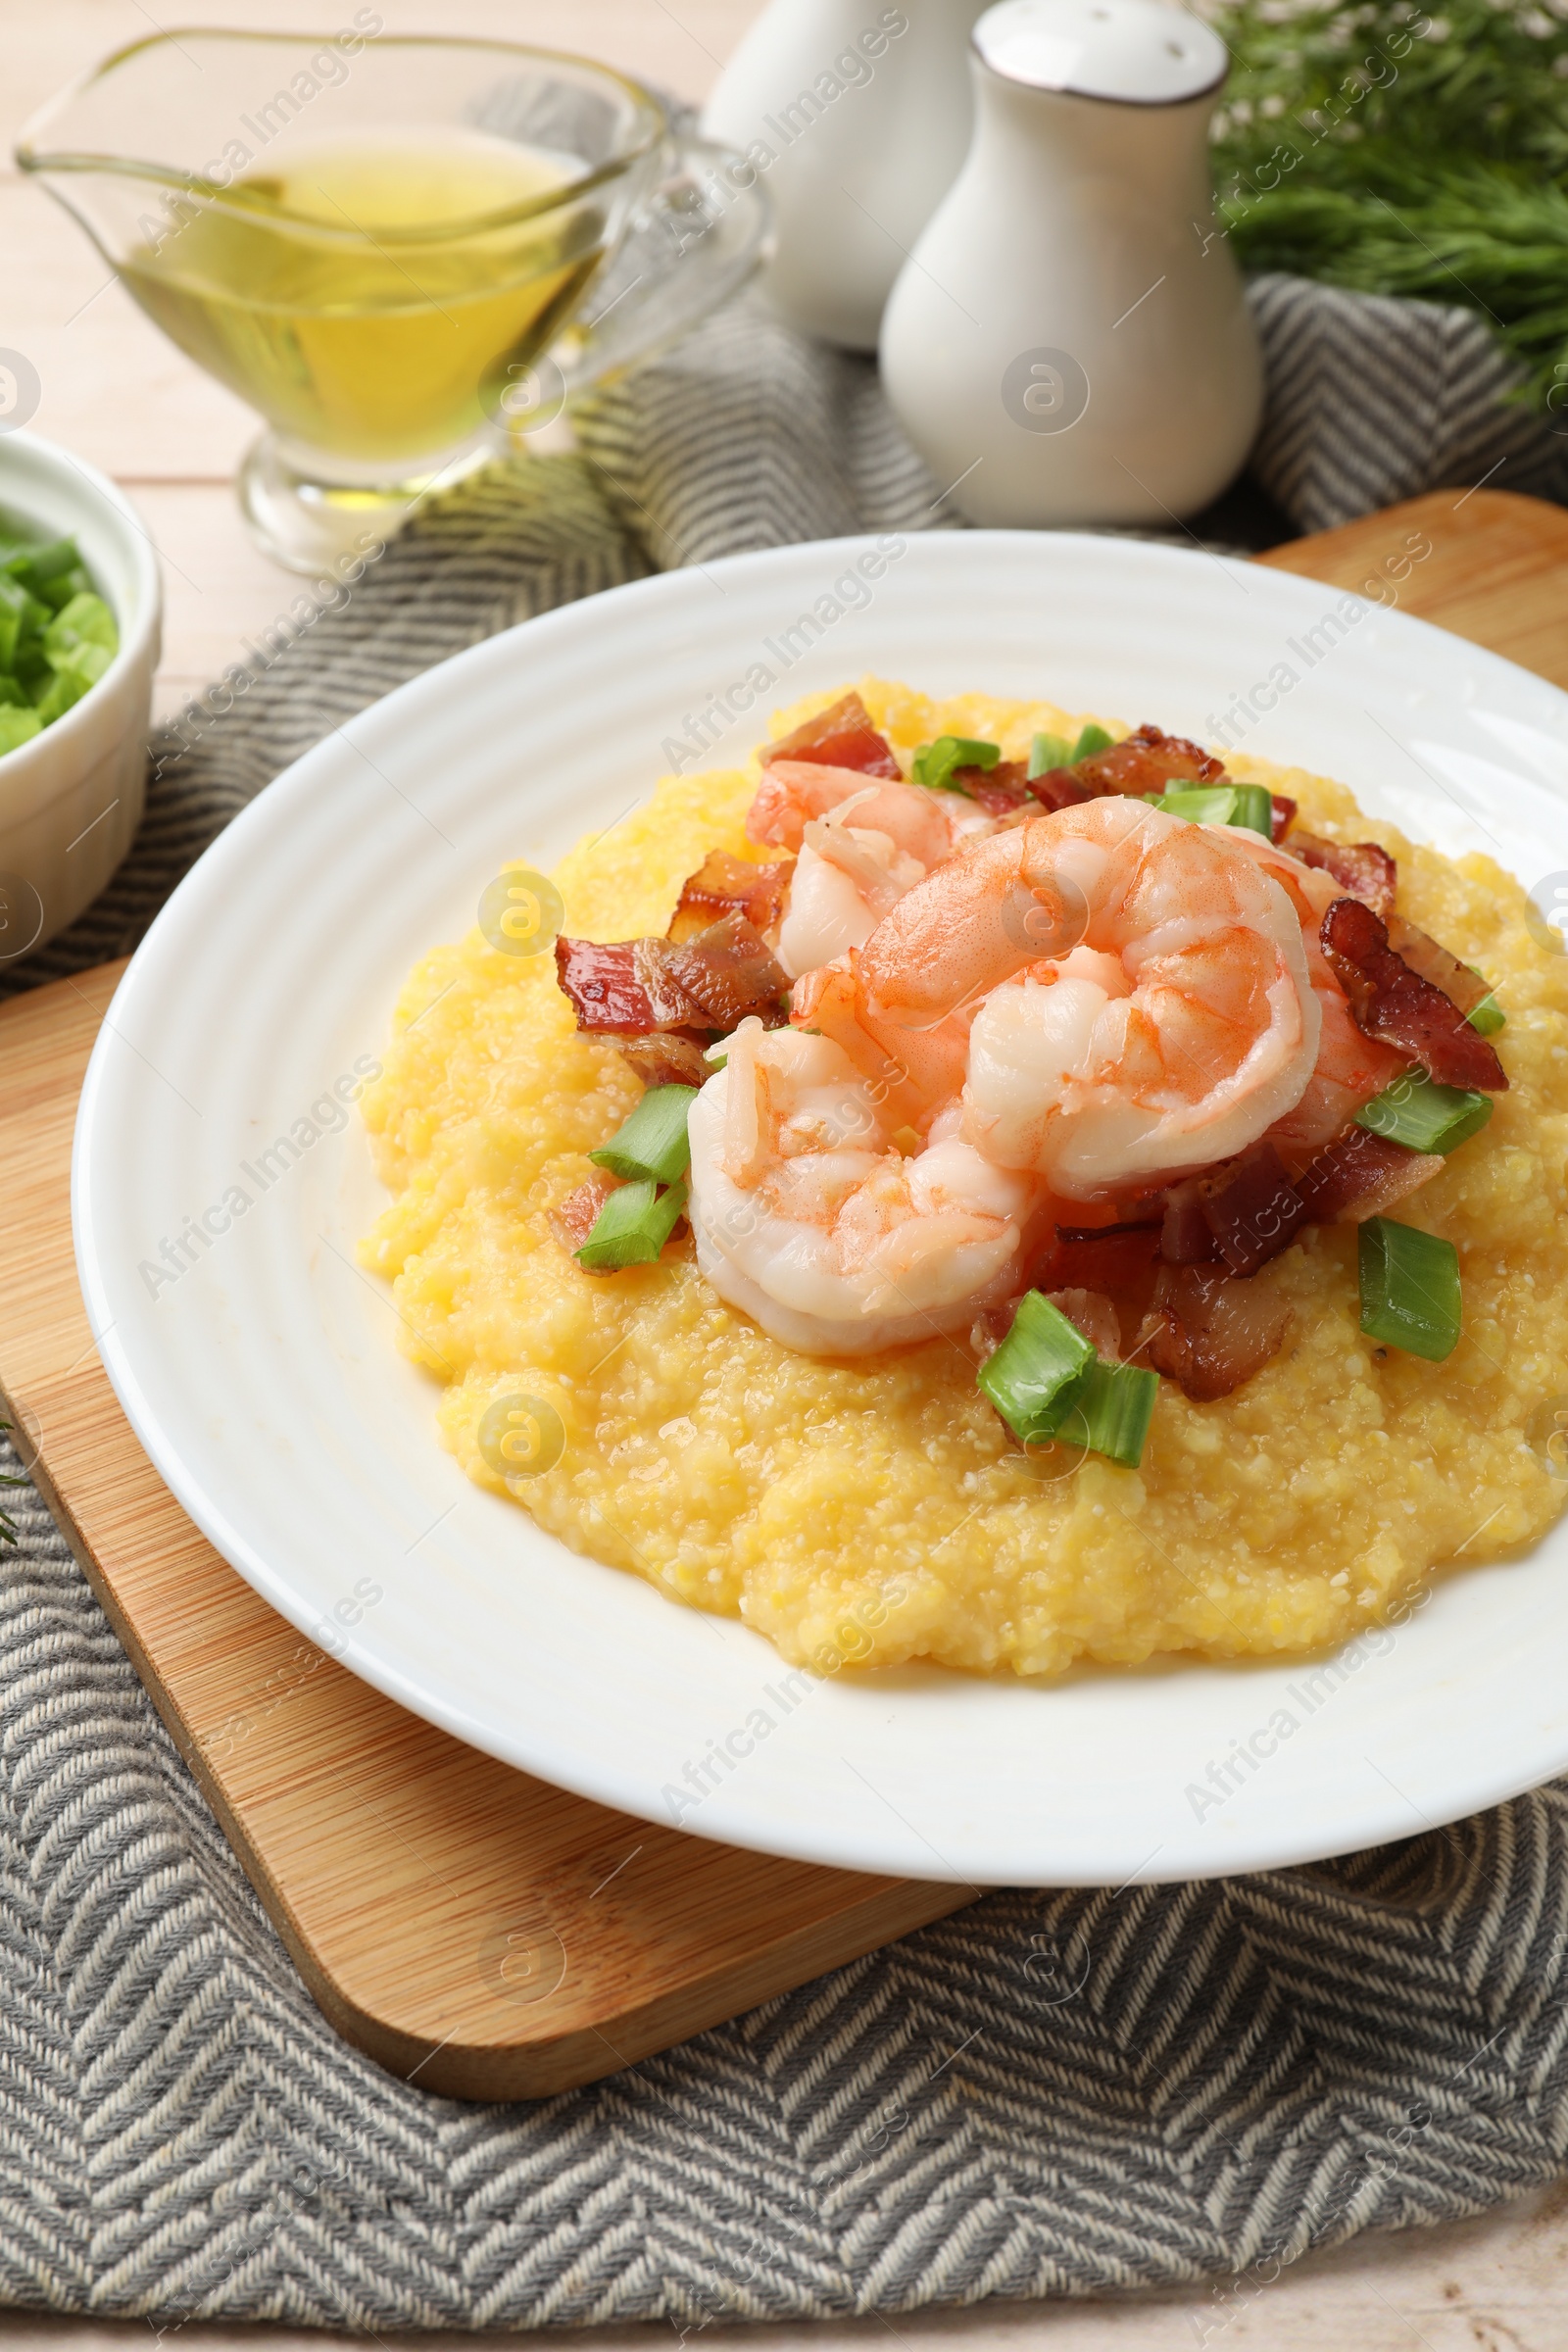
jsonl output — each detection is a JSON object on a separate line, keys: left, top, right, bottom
{"left": 73, "top": 530, "right": 1568, "bottom": 1887}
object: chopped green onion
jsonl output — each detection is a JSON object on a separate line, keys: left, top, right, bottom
{"left": 1462, "top": 968, "right": 1505, "bottom": 1034}
{"left": 1354, "top": 1069, "right": 1493, "bottom": 1153}
{"left": 44, "top": 592, "right": 116, "bottom": 672}
{"left": 576, "top": 1176, "right": 689, "bottom": 1271}
{"left": 1071, "top": 723, "right": 1113, "bottom": 760}
{"left": 4, "top": 537, "right": 78, "bottom": 591}
{"left": 911, "top": 736, "right": 1001, "bottom": 794}
{"left": 1145, "top": 786, "right": 1239, "bottom": 826}
{"left": 1057, "top": 1356, "right": 1160, "bottom": 1470}
{"left": 978, "top": 1291, "right": 1094, "bottom": 1444}
{"left": 1357, "top": 1216, "right": 1461, "bottom": 1361}
{"left": 1227, "top": 783, "right": 1274, "bottom": 839}
{"left": 589, "top": 1083, "right": 698, "bottom": 1184}
{"left": 1027, "top": 730, "right": 1075, "bottom": 778}
{"left": 978, "top": 1292, "right": 1159, "bottom": 1467}
{"left": 0, "top": 707, "right": 41, "bottom": 754}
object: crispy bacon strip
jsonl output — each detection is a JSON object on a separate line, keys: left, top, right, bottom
{"left": 1027, "top": 764, "right": 1094, "bottom": 813}
{"left": 612, "top": 1034, "right": 713, "bottom": 1089}
{"left": 1075, "top": 723, "right": 1226, "bottom": 799}
{"left": 1270, "top": 796, "right": 1298, "bottom": 845}
{"left": 664, "top": 911, "right": 789, "bottom": 1029}
{"left": 760, "top": 690, "right": 900, "bottom": 779}
{"left": 1037, "top": 1220, "right": 1163, "bottom": 1339}
{"left": 1197, "top": 1143, "right": 1307, "bottom": 1278}
{"left": 1137, "top": 1264, "right": 1292, "bottom": 1401}
{"left": 1159, "top": 1178, "right": 1221, "bottom": 1265}
{"left": 556, "top": 934, "right": 715, "bottom": 1036}
{"left": 1320, "top": 898, "right": 1506, "bottom": 1092}
{"left": 1387, "top": 915, "right": 1492, "bottom": 1019}
{"left": 555, "top": 938, "right": 662, "bottom": 1033}
{"left": 958, "top": 759, "right": 1031, "bottom": 816}
{"left": 1295, "top": 1126, "right": 1444, "bottom": 1225}
{"left": 1291, "top": 832, "right": 1396, "bottom": 921}
{"left": 670, "top": 848, "right": 794, "bottom": 944}
{"left": 550, "top": 1171, "right": 618, "bottom": 1255}
{"left": 1047, "top": 1287, "right": 1122, "bottom": 1361}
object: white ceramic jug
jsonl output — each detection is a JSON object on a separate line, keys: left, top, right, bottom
{"left": 701, "top": 0, "right": 989, "bottom": 350}
{"left": 879, "top": 0, "right": 1263, "bottom": 524}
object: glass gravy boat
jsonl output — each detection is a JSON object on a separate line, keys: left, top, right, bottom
{"left": 19, "top": 30, "right": 768, "bottom": 570}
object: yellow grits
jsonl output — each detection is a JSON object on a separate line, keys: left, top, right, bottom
{"left": 358, "top": 679, "right": 1568, "bottom": 1677}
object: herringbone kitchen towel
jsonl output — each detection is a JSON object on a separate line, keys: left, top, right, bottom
{"left": 2, "top": 277, "right": 1567, "bottom": 2329}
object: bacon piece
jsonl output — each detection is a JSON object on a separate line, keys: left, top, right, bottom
{"left": 760, "top": 690, "right": 900, "bottom": 779}
{"left": 1027, "top": 764, "right": 1094, "bottom": 813}
{"left": 670, "top": 848, "right": 795, "bottom": 944}
{"left": 550, "top": 1171, "right": 618, "bottom": 1255}
{"left": 1270, "top": 796, "right": 1297, "bottom": 845}
{"left": 1159, "top": 1178, "right": 1222, "bottom": 1265}
{"left": 958, "top": 759, "right": 1030, "bottom": 815}
{"left": 664, "top": 911, "right": 789, "bottom": 1029}
{"left": 1075, "top": 723, "right": 1226, "bottom": 799}
{"left": 1137, "top": 1264, "right": 1292, "bottom": 1401}
{"left": 1320, "top": 898, "right": 1506, "bottom": 1092}
{"left": 610, "top": 1033, "right": 714, "bottom": 1090}
{"left": 555, "top": 938, "right": 660, "bottom": 1033}
{"left": 633, "top": 937, "right": 710, "bottom": 1028}
{"left": 1291, "top": 833, "right": 1396, "bottom": 921}
{"left": 1047, "top": 1287, "right": 1122, "bottom": 1361}
{"left": 969, "top": 1303, "right": 1013, "bottom": 1367}
{"left": 1295, "top": 1124, "right": 1444, "bottom": 1224}
{"left": 1386, "top": 915, "right": 1492, "bottom": 1019}
{"left": 1198, "top": 1143, "right": 1306, "bottom": 1277}
{"left": 556, "top": 935, "right": 711, "bottom": 1035}
{"left": 1038, "top": 1220, "right": 1163, "bottom": 1338}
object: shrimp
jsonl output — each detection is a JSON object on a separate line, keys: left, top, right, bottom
{"left": 794, "top": 797, "right": 1323, "bottom": 1202}
{"left": 774, "top": 795, "right": 926, "bottom": 979}
{"left": 749, "top": 759, "right": 992, "bottom": 863}
{"left": 756, "top": 761, "right": 997, "bottom": 982}
{"left": 687, "top": 1018, "right": 1036, "bottom": 1354}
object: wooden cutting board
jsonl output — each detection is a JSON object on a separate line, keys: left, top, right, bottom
{"left": 0, "top": 486, "right": 1559, "bottom": 2102}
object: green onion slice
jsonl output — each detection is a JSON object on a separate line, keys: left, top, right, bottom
{"left": 576, "top": 1176, "right": 689, "bottom": 1271}
{"left": 1145, "top": 786, "right": 1238, "bottom": 826}
{"left": 1226, "top": 783, "right": 1274, "bottom": 839}
{"left": 1354, "top": 1068, "right": 1493, "bottom": 1153}
{"left": 1026, "top": 721, "right": 1117, "bottom": 779}
{"left": 1058, "top": 1356, "right": 1160, "bottom": 1470}
{"left": 589, "top": 1083, "right": 698, "bottom": 1184}
{"left": 911, "top": 736, "right": 1002, "bottom": 794}
{"left": 978, "top": 1291, "right": 1094, "bottom": 1445}
{"left": 1357, "top": 1216, "right": 1461, "bottom": 1361}
{"left": 1027, "top": 730, "right": 1074, "bottom": 778}
{"left": 978, "top": 1292, "right": 1159, "bottom": 1467}
{"left": 1462, "top": 968, "right": 1504, "bottom": 1034}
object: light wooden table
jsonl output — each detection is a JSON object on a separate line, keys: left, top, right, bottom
{"left": 3, "top": 6, "right": 1565, "bottom": 2348}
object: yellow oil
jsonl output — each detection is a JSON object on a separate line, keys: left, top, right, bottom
{"left": 121, "top": 127, "right": 606, "bottom": 464}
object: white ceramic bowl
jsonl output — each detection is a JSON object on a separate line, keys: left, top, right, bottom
{"left": 0, "top": 431, "right": 161, "bottom": 963}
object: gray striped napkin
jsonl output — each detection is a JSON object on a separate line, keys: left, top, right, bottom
{"left": 2, "top": 278, "right": 1566, "bottom": 2331}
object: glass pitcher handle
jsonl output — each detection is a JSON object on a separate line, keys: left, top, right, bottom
{"left": 549, "top": 134, "right": 772, "bottom": 400}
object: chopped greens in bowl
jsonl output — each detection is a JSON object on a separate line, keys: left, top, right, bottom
{"left": 0, "top": 524, "right": 119, "bottom": 757}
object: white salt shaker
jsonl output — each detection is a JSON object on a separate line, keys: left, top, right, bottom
{"left": 701, "top": 0, "right": 989, "bottom": 351}
{"left": 879, "top": 0, "right": 1263, "bottom": 524}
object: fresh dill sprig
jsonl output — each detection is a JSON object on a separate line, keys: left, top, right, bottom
{"left": 1206, "top": 0, "right": 1568, "bottom": 405}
